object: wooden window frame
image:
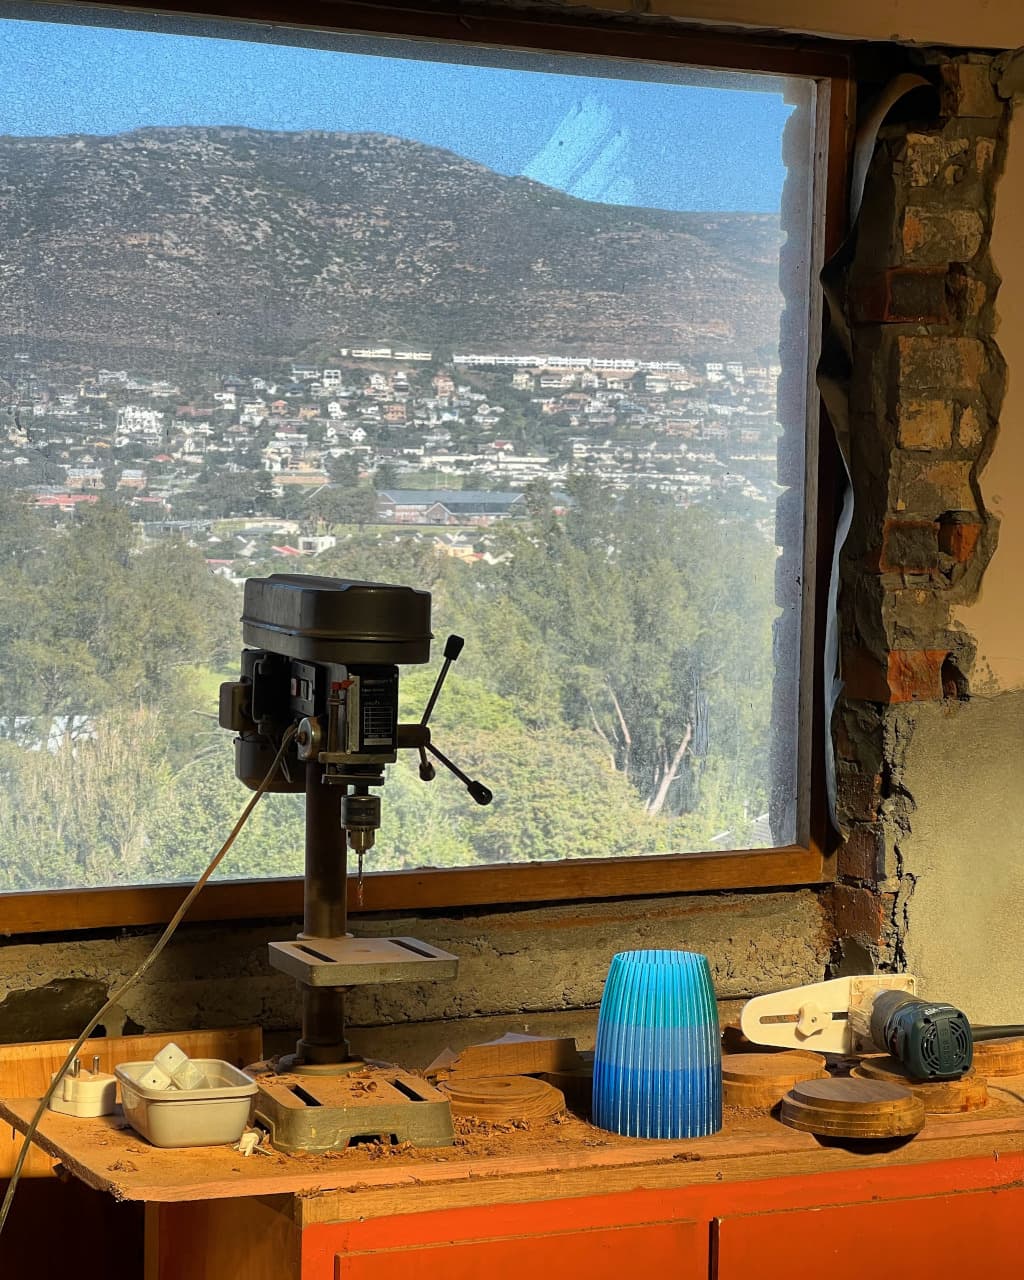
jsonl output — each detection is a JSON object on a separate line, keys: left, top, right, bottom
{"left": 0, "top": 0, "right": 851, "bottom": 935}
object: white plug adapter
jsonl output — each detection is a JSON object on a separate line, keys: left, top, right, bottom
{"left": 49, "top": 1065, "right": 117, "bottom": 1118}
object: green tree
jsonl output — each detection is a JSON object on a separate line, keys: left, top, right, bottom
{"left": 451, "top": 478, "right": 777, "bottom": 829}
{"left": 326, "top": 455, "right": 361, "bottom": 486}
{"left": 307, "top": 483, "right": 378, "bottom": 528}
{"left": 0, "top": 501, "right": 237, "bottom": 738}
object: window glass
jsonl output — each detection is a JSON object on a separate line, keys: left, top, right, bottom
{"left": 0, "top": 6, "right": 818, "bottom": 889}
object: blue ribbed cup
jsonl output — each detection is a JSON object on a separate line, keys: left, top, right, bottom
{"left": 592, "top": 949, "right": 722, "bottom": 1139}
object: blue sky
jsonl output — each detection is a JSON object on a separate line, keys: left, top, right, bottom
{"left": 0, "top": 14, "right": 796, "bottom": 212}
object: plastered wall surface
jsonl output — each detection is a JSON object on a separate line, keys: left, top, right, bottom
{"left": 535, "top": 0, "right": 1020, "bottom": 49}
{"left": 955, "top": 96, "right": 1024, "bottom": 693}
{"left": 899, "top": 693, "right": 1024, "bottom": 1023}
{"left": 0, "top": 890, "right": 828, "bottom": 1059}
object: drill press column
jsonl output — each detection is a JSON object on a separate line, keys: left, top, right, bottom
{"left": 297, "top": 760, "right": 350, "bottom": 1068}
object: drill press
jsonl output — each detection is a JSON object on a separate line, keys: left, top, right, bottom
{"left": 218, "top": 573, "right": 492, "bottom": 1152}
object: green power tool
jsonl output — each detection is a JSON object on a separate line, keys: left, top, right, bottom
{"left": 862, "top": 988, "right": 973, "bottom": 1080}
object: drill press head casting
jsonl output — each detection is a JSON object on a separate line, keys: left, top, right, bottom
{"left": 220, "top": 572, "right": 491, "bottom": 852}
{"left": 219, "top": 574, "right": 435, "bottom": 857}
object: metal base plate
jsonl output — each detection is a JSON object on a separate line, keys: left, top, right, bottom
{"left": 269, "top": 935, "right": 458, "bottom": 987}
{"left": 263, "top": 1054, "right": 367, "bottom": 1077}
{"left": 254, "top": 1070, "right": 454, "bottom": 1153}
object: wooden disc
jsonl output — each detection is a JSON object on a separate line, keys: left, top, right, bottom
{"left": 780, "top": 1077, "right": 925, "bottom": 1138}
{"left": 540, "top": 1066, "right": 593, "bottom": 1119}
{"left": 971, "top": 1037, "right": 1024, "bottom": 1077}
{"left": 438, "top": 1075, "right": 565, "bottom": 1122}
{"left": 852, "top": 1056, "right": 988, "bottom": 1113}
{"left": 722, "top": 1051, "right": 828, "bottom": 1108}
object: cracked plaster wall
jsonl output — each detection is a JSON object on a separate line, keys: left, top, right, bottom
{"left": 898, "top": 693, "right": 1024, "bottom": 1022}
{"left": 542, "top": 0, "right": 1024, "bottom": 51}
{"left": 0, "top": 891, "right": 829, "bottom": 1062}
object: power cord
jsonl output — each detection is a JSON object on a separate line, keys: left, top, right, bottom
{"left": 0, "top": 725, "right": 296, "bottom": 1243}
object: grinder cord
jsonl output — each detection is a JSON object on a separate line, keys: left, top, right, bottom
{"left": 971, "top": 1024, "right": 1024, "bottom": 1042}
{"left": 0, "top": 725, "right": 296, "bottom": 1244}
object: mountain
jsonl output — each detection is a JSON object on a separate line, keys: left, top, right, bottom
{"left": 0, "top": 127, "right": 783, "bottom": 370}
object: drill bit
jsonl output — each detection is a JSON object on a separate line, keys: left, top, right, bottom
{"left": 356, "top": 851, "right": 365, "bottom": 909}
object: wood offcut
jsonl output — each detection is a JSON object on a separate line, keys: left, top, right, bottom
{"left": 722, "top": 1051, "right": 827, "bottom": 1108}
{"left": 425, "top": 1032, "right": 583, "bottom": 1082}
{"left": 972, "top": 1037, "right": 1024, "bottom": 1077}
{"left": 437, "top": 1075, "right": 566, "bottom": 1122}
{"left": 852, "top": 1056, "right": 989, "bottom": 1113}
{"left": 780, "top": 1077, "right": 926, "bottom": 1138}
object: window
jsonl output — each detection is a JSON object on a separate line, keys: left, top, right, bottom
{"left": 0, "top": 2, "right": 847, "bottom": 930}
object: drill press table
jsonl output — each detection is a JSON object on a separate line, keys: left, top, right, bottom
{"left": 6, "top": 1084, "right": 1024, "bottom": 1279}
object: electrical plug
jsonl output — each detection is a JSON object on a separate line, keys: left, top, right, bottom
{"left": 49, "top": 1056, "right": 116, "bottom": 1118}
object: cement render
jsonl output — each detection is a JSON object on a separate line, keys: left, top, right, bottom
{"left": 900, "top": 690, "right": 1024, "bottom": 1024}
{"left": 0, "top": 890, "right": 829, "bottom": 1048}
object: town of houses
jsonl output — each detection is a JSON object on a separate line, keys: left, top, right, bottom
{"left": 1, "top": 345, "right": 784, "bottom": 567}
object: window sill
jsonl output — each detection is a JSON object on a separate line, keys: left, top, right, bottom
{"left": 0, "top": 845, "right": 831, "bottom": 936}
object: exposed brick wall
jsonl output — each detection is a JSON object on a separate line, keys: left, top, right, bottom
{"left": 832, "top": 56, "right": 1009, "bottom": 968}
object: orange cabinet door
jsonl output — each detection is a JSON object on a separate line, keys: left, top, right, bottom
{"left": 316, "top": 1219, "right": 706, "bottom": 1280}
{"left": 715, "top": 1185, "right": 1024, "bottom": 1280}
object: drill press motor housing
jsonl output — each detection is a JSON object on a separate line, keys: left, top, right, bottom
{"left": 218, "top": 573, "right": 491, "bottom": 1152}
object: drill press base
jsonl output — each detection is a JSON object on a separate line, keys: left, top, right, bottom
{"left": 254, "top": 1068, "right": 455, "bottom": 1154}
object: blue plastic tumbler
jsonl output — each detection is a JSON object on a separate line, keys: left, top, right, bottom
{"left": 592, "top": 949, "right": 722, "bottom": 1139}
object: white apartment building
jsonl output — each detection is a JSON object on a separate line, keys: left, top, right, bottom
{"left": 116, "top": 405, "right": 164, "bottom": 436}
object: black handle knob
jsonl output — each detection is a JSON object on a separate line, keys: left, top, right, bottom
{"left": 467, "top": 780, "right": 492, "bottom": 806}
{"left": 444, "top": 635, "right": 465, "bottom": 661}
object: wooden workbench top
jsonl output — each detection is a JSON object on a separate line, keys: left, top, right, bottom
{"left": 8, "top": 1083, "right": 1024, "bottom": 1222}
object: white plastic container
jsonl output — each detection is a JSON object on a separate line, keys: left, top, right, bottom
{"left": 115, "top": 1059, "right": 256, "bottom": 1148}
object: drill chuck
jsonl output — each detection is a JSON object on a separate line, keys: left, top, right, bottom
{"left": 870, "top": 989, "right": 973, "bottom": 1080}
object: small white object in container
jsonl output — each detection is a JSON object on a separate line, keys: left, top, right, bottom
{"left": 136, "top": 1063, "right": 174, "bottom": 1092}
{"left": 116, "top": 1059, "right": 256, "bottom": 1148}
{"left": 153, "top": 1041, "right": 208, "bottom": 1090}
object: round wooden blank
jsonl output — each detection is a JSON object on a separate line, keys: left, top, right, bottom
{"left": 439, "top": 1075, "right": 565, "bottom": 1122}
{"left": 722, "top": 1050, "right": 828, "bottom": 1108}
{"left": 971, "top": 1037, "right": 1024, "bottom": 1078}
{"left": 852, "top": 1056, "right": 988, "bottom": 1113}
{"left": 780, "top": 1077, "right": 925, "bottom": 1139}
